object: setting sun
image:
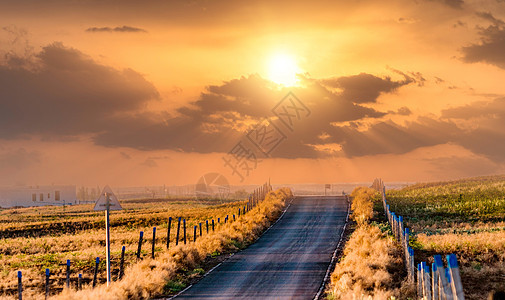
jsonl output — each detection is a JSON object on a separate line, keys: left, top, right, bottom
{"left": 267, "top": 53, "right": 301, "bottom": 86}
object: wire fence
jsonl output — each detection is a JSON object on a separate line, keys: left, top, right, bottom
{"left": 372, "top": 178, "right": 465, "bottom": 300}
{"left": 14, "top": 182, "right": 273, "bottom": 300}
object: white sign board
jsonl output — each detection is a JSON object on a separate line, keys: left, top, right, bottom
{"left": 94, "top": 185, "right": 122, "bottom": 211}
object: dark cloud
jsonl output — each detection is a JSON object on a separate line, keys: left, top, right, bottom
{"left": 0, "top": 42, "right": 160, "bottom": 139}
{"left": 426, "top": 0, "right": 464, "bottom": 8}
{"left": 320, "top": 73, "right": 414, "bottom": 103}
{"left": 93, "top": 73, "right": 414, "bottom": 158}
{"left": 461, "top": 13, "right": 505, "bottom": 69}
{"left": 85, "top": 26, "right": 147, "bottom": 33}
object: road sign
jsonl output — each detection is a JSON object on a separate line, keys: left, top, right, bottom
{"left": 94, "top": 185, "right": 122, "bottom": 286}
{"left": 94, "top": 185, "right": 122, "bottom": 211}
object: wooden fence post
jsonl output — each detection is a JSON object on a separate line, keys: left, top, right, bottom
{"left": 206, "top": 220, "right": 209, "bottom": 234}
{"left": 78, "top": 273, "right": 82, "bottom": 290}
{"left": 422, "top": 262, "right": 432, "bottom": 300}
{"left": 432, "top": 262, "right": 439, "bottom": 300}
{"left": 447, "top": 254, "right": 465, "bottom": 299}
{"left": 434, "top": 255, "right": 453, "bottom": 299}
{"left": 199, "top": 222, "right": 202, "bottom": 236}
{"left": 417, "top": 264, "right": 422, "bottom": 298}
{"left": 212, "top": 219, "right": 215, "bottom": 231}
{"left": 193, "top": 225, "right": 197, "bottom": 242}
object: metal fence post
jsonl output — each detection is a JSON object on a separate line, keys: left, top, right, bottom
{"left": 137, "top": 231, "right": 144, "bottom": 259}
{"left": 17, "top": 271, "right": 22, "bottom": 300}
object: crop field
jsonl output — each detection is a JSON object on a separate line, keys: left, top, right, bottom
{"left": 0, "top": 197, "right": 249, "bottom": 299}
{"left": 383, "top": 175, "right": 505, "bottom": 299}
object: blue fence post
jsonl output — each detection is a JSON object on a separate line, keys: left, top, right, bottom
{"left": 137, "top": 231, "right": 144, "bottom": 259}
{"left": 167, "top": 217, "right": 172, "bottom": 249}
{"left": 45, "top": 268, "right": 50, "bottom": 300}
{"left": 93, "top": 257, "right": 99, "bottom": 287}
{"left": 152, "top": 227, "right": 157, "bottom": 259}
{"left": 66, "top": 259, "right": 70, "bottom": 288}
{"left": 17, "top": 271, "right": 22, "bottom": 300}
{"left": 176, "top": 217, "right": 181, "bottom": 246}
{"left": 183, "top": 219, "right": 186, "bottom": 244}
{"left": 432, "top": 262, "right": 439, "bottom": 300}
{"left": 434, "top": 255, "right": 453, "bottom": 298}
{"left": 447, "top": 254, "right": 465, "bottom": 299}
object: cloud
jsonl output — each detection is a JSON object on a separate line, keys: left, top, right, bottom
{"left": 0, "top": 42, "right": 160, "bottom": 139}
{"left": 85, "top": 26, "right": 147, "bottom": 33}
{"left": 461, "top": 13, "right": 505, "bottom": 69}
{"left": 92, "top": 74, "right": 403, "bottom": 158}
{"left": 426, "top": 0, "right": 464, "bottom": 8}
{"left": 320, "top": 72, "right": 414, "bottom": 103}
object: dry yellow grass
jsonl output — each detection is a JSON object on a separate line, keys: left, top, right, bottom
{"left": 327, "top": 187, "right": 414, "bottom": 300}
{"left": 50, "top": 188, "right": 292, "bottom": 300}
{"left": 350, "top": 187, "right": 376, "bottom": 225}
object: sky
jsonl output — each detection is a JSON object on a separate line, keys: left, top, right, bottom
{"left": 1, "top": 0, "right": 505, "bottom": 187}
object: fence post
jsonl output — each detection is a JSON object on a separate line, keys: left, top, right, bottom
{"left": 66, "top": 259, "right": 70, "bottom": 288}
{"left": 238, "top": 208, "right": 241, "bottom": 216}
{"left": 233, "top": 214, "right": 236, "bottom": 221}
{"left": 183, "top": 219, "right": 187, "bottom": 244}
{"left": 218, "top": 217, "right": 220, "bottom": 224}
{"left": 176, "top": 217, "right": 181, "bottom": 246}
{"left": 212, "top": 219, "right": 215, "bottom": 231}
{"left": 199, "top": 222, "right": 202, "bottom": 236}
{"left": 45, "top": 268, "right": 50, "bottom": 300}
{"left": 409, "top": 247, "right": 415, "bottom": 283}
{"left": 417, "top": 264, "right": 422, "bottom": 298}
{"left": 137, "top": 231, "right": 144, "bottom": 259}
{"left": 434, "top": 255, "right": 453, "bottom": 299}
{"left": 422, "top": 262, "right": 432, "bottom": 300}
{"left": 93, "top": 257, "right": 99, "bottom": 288}
{"left": 152, "top": 227, "right": 157, "bottom": 259}
{"left": 206, "top": 220, "right": 209, "bottom": 234}
{"left": 78, "top": 273, "right": 82, "bottom": 290}
{"left": 17, "top": 271, "right": 22, "bottom": 300}
{"left": 119, "top": 245, "right": 125, "bottom": 280}
{"left": 447, "top": 254, "right": 465, "bottom": 300}
{"left": 193, "top": 225, "right": 197, "bottom": 242}
{"left": 432, "top": 263, "right": 439, "bottom": 300}
{"left": 167, "top": 217, "right": 172, "bottom": 249}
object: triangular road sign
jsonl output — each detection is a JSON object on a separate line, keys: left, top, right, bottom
{"left": 94, "top": 185, "right": 122, "bottom": 211}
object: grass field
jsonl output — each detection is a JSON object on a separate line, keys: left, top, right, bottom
{"left": 0, "top": 197, "right": 250, "bottom": 299}
{"left": 383, "top": 175, "right": 505, "bottom": 299}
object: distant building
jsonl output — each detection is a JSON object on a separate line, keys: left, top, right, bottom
{"left": 0, "top": 185, "right": 76, "bottom": 208}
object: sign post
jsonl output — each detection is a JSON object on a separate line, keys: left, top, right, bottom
{"left": 94, "top": 185, "right": 122, "bottom": 287}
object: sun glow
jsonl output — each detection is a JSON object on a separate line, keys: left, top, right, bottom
{"left": 267, "top": 53, "right": 301, "bottom": 86}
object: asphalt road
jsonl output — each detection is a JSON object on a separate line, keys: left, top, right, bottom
{"left": 174, "top": 195, "right": 349, "bottom": 300}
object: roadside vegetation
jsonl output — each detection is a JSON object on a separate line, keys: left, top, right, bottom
{"left": 0, "top": 188, "right": 292, "bottom": 299}
{"left": 327, "top": 187, "right": 413, "bottom": 299}
{"left": 385, "top": 175, "right": 505, "bottom": 300}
